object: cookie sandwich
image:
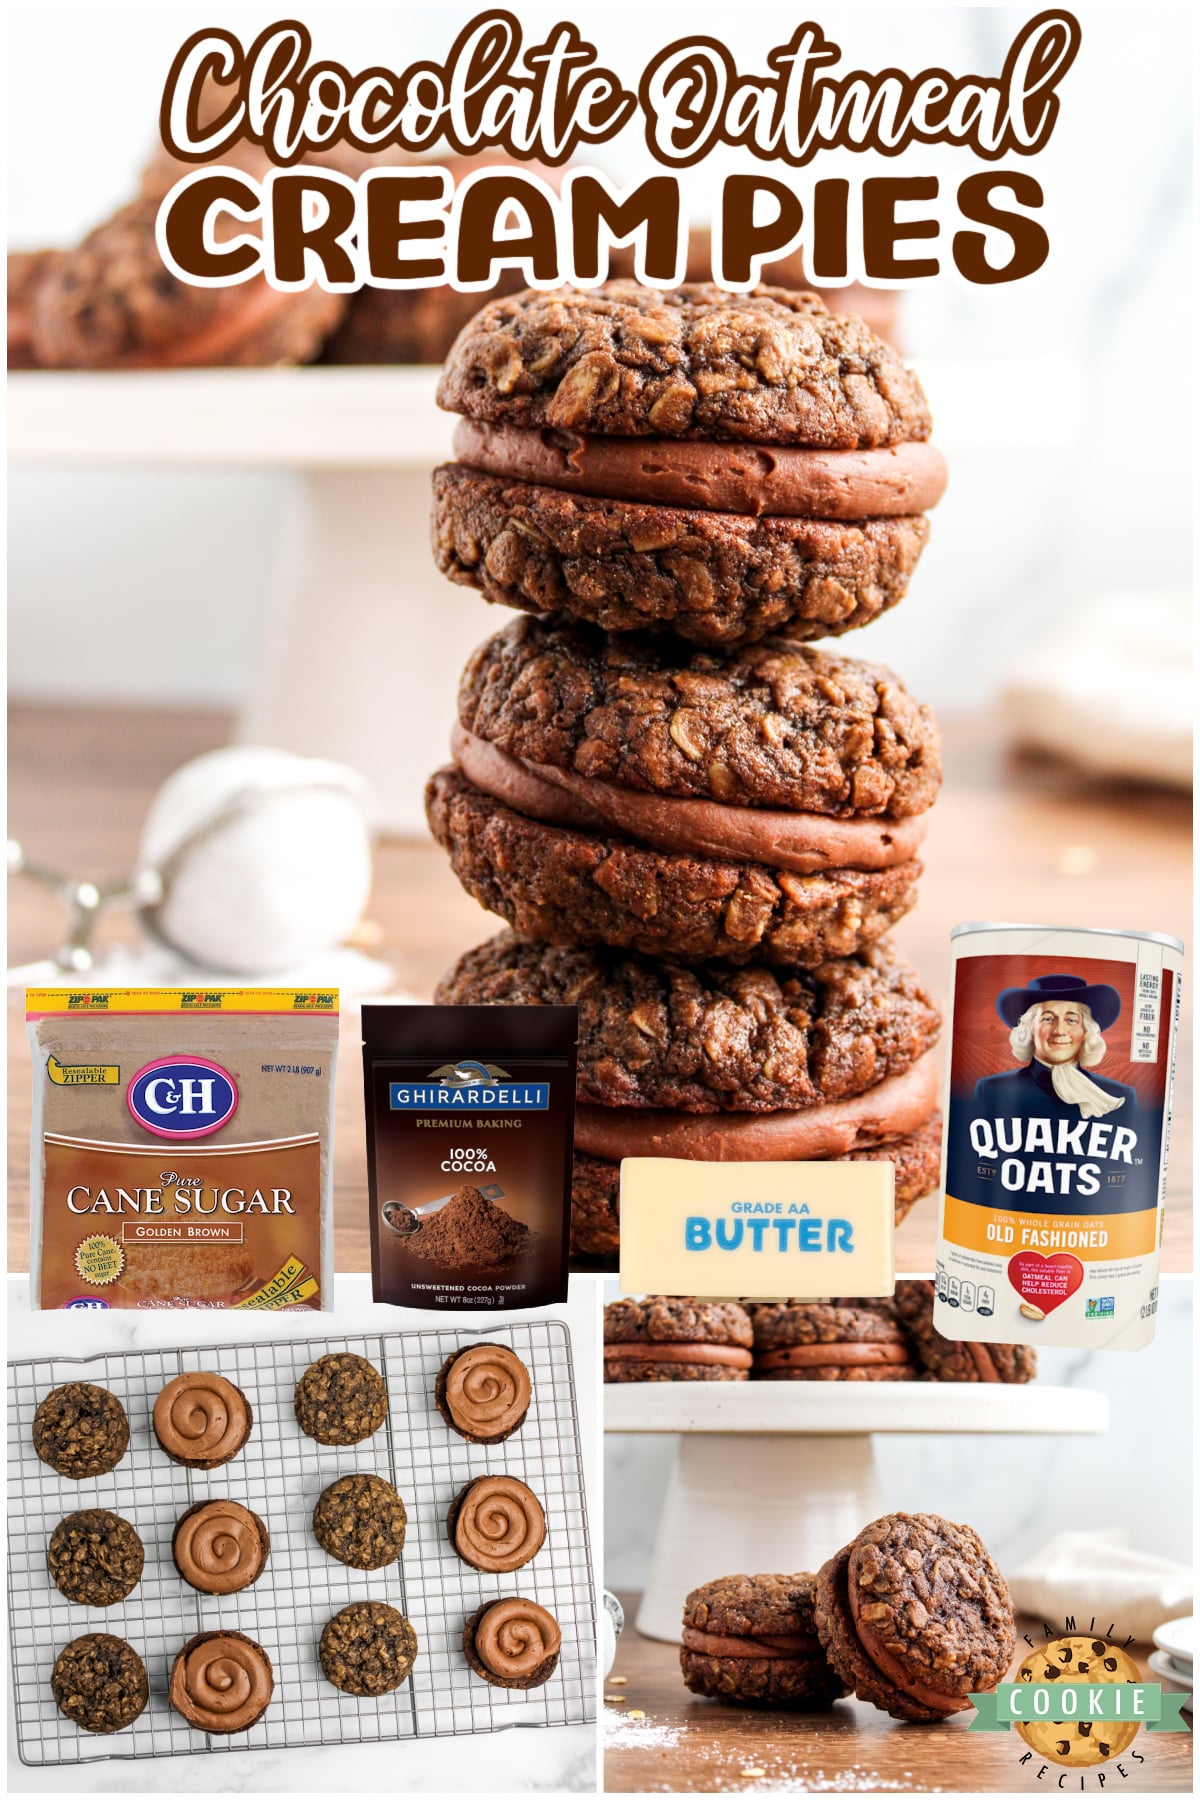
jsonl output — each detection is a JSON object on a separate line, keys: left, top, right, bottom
{"left": 815, "top": 1512, "right": 1016, "bottom": 1721}
{"left": 681, "top": 1573, "right": 845, "bottom": 1707}
{"left": 433, "top": 282, "right": 945, "bottom": 649}
{"left": 436, "top": 932, "right": 943, "bottom": 1261}
{"left": 751, "top": 1300, "right": 915, "bottom": 1381}
{"left": 604, "top": 1296, "right": 754, "bottom": 1383}
{"left": 894, "top": 1280, "right": 1037, "bottom": 1383}
{"left": 427, "top": 615, "right": 941, "bottom": 969}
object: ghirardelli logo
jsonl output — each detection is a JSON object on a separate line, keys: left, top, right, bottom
{"left": 430, "top": 1059, "right": 511, "bottom": 1087}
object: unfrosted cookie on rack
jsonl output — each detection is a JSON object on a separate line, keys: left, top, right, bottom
{"left": 814, "top": 1512, "right": 1016, "bottom": 1722}
{"left": 51, "top": 1633, "right": 148, "bottom": 1734}
{"left": 293, "top": 1352, "right": 388, "bottom": 1446}
{"left": 681, "top": 1573, "right": 846, "bottom": 1708}
{"left": 313, "top": 1473, "right": 407, "bottom": 1571}
{"left": 168, "top": 1630, "right": 274, "bottom": 1733}
{"left": 893, "top": 1281, "right": 1037, "bottom": 1384}
{"left": 463, "top": 1597, "right": 562, "bottom": 1690}
{"left": 320, "top": 1601, "right": 419, "bottom": 1696}
{"left": 750, "top": 1300, "right": 915, "bottom": 1382}
{"left": 604, "top": 1296, "right": 754, "bottom": 1383}
{"left": 33, "top": 1382, "right": 129, "bottom": 1480}
{"left": 152, "top": 1371, "right": 253, "bottom": 1469}
{"left": 435, "top": 1343, "right": 532, "bottom": 1444}
{"left": 448, "top": 1476, "right": 546, "bottom": 1573}
{"left": 173, "top": 1499, "right": 270, "bottom": 1595}
{"left": 47, "top": 1509, "right": 144, "bottom": 1606}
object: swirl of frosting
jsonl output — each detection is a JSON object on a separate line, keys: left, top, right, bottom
{"left": 169, "top": 1633, "right": 273, "bottom": 1733}
{"left": 445, "top": 1344, "right": 531, "bottom": 1438}
{"left": 153, "top": 1372, "right": 250, "bottom": 1464}
{"left": 454, "top": 1477, "right": 546, "bottom": 1573}
{"left": 174, "top": 1500, "right": 268, "bottom": 1595}
{"left": 476, "top": 1599, "right": 562, "bottom": 1679}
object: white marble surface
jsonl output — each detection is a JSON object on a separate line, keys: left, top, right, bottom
{"left": 7, "top": 1275, "right": 601, "bottom": 1794}
{"left": 604, "top": 1277, "right": 1193, "bottom": 1590}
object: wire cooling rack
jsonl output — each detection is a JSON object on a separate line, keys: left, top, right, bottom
{"left": 8, "top": 1320, "right": 595, "bottom": 1766}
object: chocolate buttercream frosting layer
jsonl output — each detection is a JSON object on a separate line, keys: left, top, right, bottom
{"left": 450, "top": 727, "right": 927, "bottom": 873}
{"left": 452, "top": 420, "right": 948, "bottom": 519}
{"left": 465, "top": 1597, "right": 562, "bottom": 1688}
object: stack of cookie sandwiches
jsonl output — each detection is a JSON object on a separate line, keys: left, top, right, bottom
{"left": 427, "top": 282, "right": 948, "bottom": 1263}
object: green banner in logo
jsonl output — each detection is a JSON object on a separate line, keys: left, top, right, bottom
{"left": 969, "top": 1683, "right": 1191, "bottom": 1733}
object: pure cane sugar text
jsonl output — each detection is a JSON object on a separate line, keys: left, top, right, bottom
{"left": 933, "top": 926, "right": 1182, "bottom": 1351}
{"left": 362, "top": 1003, "right": 577, "bottom": 1310}
{"left": 27, "top": 989, "right": 339, "bottom": 1311}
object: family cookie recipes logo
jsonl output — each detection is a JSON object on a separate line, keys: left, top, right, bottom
{"left": 151, "top": 9, "right": 1081, "bottom": 295}
{"left": 968, "top": 1620, "right": 1189, "bottom": 1786}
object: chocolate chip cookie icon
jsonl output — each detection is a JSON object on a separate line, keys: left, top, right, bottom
{"left": 1014, "top": 1636, "right": 1142, "bottom": 1767}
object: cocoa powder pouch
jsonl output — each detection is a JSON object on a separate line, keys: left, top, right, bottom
{"left": 27, "top": 988, "right": 339, "bottom": 1312}
{"left": 362, "top": 1004, "right": 577, "bottom": 1309}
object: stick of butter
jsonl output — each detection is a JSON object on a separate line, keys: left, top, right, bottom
{"left": 617, "top": 1159, "right": 895, "bottom": 1298}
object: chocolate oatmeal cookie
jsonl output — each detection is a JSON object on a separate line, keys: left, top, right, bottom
{"left": 33, "top": 1383, "right": 129, "bottom": 1480}
{"left": 681, "top": 1573, "right": 845, "bottom": 1707}
{"left": 432, "top": 466, "right": 931, "bottom": 649}
{"left": 434, "top": 931, "right": 941, "bottom": 1114}
{"left": 570, "top": 1111, "right": 941, "bottom": 1260}
{"left": 751, "top": 1301, "right": 915, "bottom": 1382}
{"left": 894, "top": 1281, "right": 1037, "bottom": 1384}
{"left": 604, "top": 1296, "right": 753, "bottom": 1382}
{"left": 47, "top": 1510, "right": 144, "bottom": 1607}
{"left": 427, "top": 767, "right": 921, "bottom": 966}
{"left": 30, "top": 198, "right": 343, "bottom": 369}
{"left": 437, "top": 284, "right": 931, "bottom": 448}
{"left": 51, "top": 1633, "right": 148, "bottom": 1734}
{"left": 313, "top": 1473, "right": 407, "bottom": 1570}
{"left": 320, "top": 1601, "right": 418, "bottom": 1696}
{"left": 293, "top": 1354, "right": 388, "bottom": 1446}
{"left": 9, "top": 248, "right": 62, "bottom": 368}
{"left": 815, "top": 1513, "right": 1016, "bottom": 1721}
{"left": 463, "top": 1597, "right": 561, "bottom": 1689}
{"left": 458, "top": 618, "right": 940, "bottom": 818}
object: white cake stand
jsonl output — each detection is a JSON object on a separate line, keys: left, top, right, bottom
{"left": 8, "top": 356, "right": 1079, "bottom": 832}
{"left": 605, "top": 1380, "right": 1109, "bottom": 1642}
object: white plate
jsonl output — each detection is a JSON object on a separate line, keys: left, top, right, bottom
{"left": 1148, "top": 1649, "right": 1193, "bottom": 1688}
{"left": 1153, "top": 1616, "right": 1195, "bottom": 1670}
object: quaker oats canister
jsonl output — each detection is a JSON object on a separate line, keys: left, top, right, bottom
{"left": 934, "top": 924, "right": 1183, "bottom": 1351}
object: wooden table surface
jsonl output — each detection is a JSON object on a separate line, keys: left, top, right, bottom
{"left": 7, "top": 702, "right": 1192, "bottom": 1276}
{"left": 604, "top": 1595, "right": 1193, "bottom": 1793}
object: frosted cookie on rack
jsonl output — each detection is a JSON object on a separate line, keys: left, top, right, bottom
{"left": 448, "top": 1476, "right": 547, "bottom": 1573}
{"left": 169, "top": 1631, "right": 273, "bottom": 1733}
{"left": 153, "top": 1371, "right": 253, "bottom": 1469}
{"left": 435, "top": 1342, "right": 532, "bottom": 1444}
{"left": 604, "top": 1296, "right": 753, "bottom": 1384}
{"left": 463, "top": 1598, "right": 561, "bottom": 1690}
{"left": 173, "top": 1500, "right": 270, "bottom": 1595}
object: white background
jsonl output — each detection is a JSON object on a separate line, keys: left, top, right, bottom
{"left": 7, "top": 1, "right": 1193, "bottom": 713}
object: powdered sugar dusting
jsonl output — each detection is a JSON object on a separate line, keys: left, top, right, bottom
{"left": 606, "top": 1720, "right": 941, "bottom": 1792}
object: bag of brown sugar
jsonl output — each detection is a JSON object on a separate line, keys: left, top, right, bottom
{"left": 27, "top": 988, "right": 339, "bottom": 1312}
